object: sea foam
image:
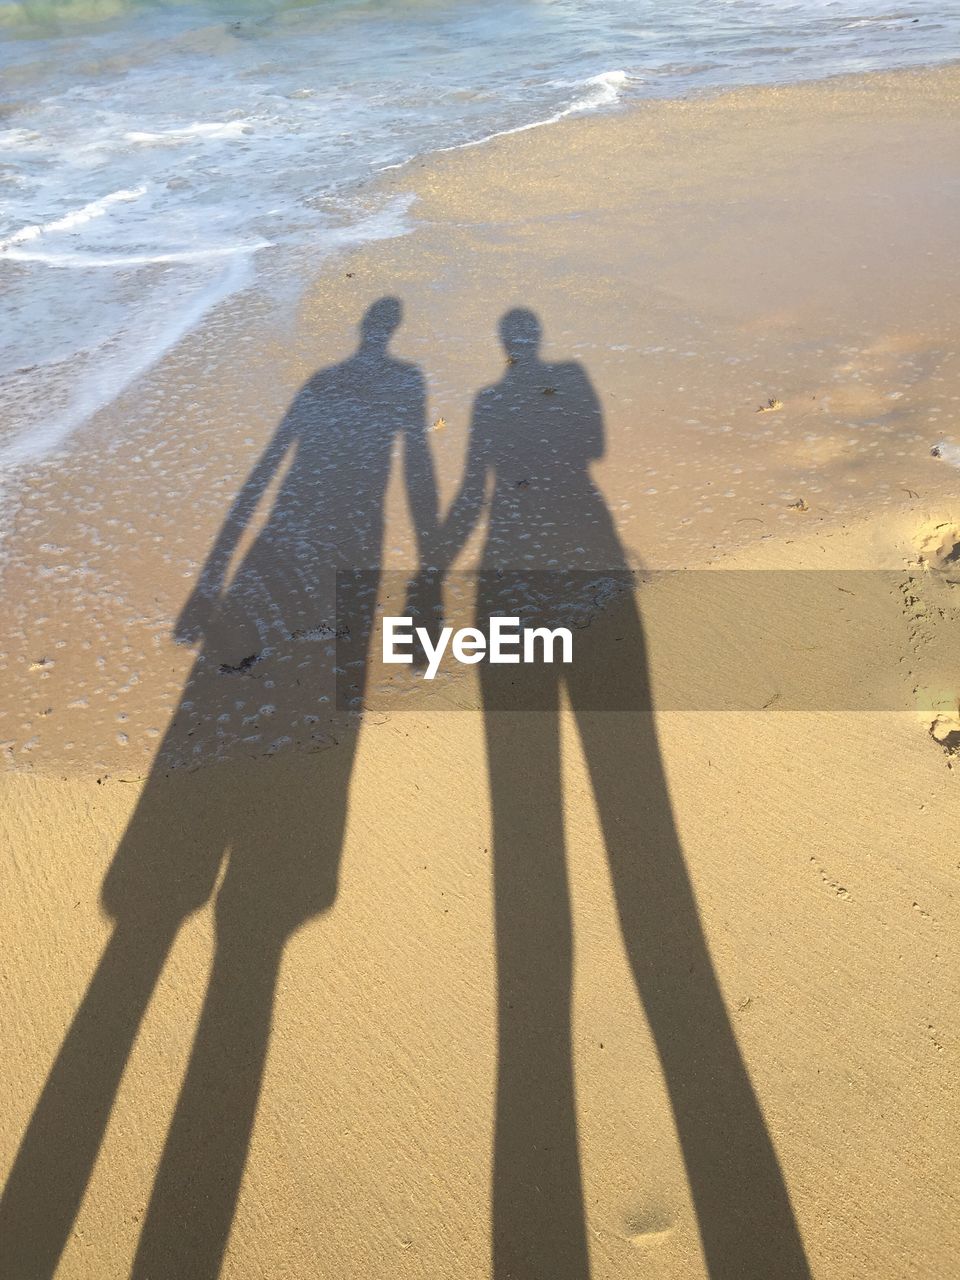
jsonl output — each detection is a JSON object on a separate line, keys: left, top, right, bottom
{"left": 1, "top": 0, "right": 957, "bottom": 470}
{"left": 0, "top": 186, "right": 148, "bottom": 254}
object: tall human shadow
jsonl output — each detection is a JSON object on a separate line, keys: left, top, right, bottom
{"left": 441, "top": 310, "right": 811, "bottom": 1279}
{"left": 0, "top": 298, "right": 438, "bottom": 1278}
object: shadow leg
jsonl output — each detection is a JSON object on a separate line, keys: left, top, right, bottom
{"left": 0, "top": 918, "right": 181, "bottom": 1279}
{"left": 575, "top": 704, "right": 810, "bottom": 1279}
{"left": 130, "top": 914, "right": 285, "bottom": 1280}
{"left": 484, "top": 695, "right": 590, "bottom": 1280}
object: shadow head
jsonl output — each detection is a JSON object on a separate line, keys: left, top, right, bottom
{"left": 499, "top": 308, "right": 542, "bottom": 363}
{"left": 360, "top": 296, "right": 403, "bottom": 350}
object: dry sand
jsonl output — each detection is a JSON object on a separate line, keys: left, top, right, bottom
{"left": 2, "top": 66, "right": 960, "bottom": 1278}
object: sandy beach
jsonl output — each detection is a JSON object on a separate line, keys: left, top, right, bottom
{"left": 2, "top": 64, "right": 959, "bottom": 1278}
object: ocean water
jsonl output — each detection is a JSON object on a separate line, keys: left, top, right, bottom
{"left": 1, "top": 0, "right": 957, "bottom": 465}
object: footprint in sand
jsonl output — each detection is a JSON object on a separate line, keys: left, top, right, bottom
{"left": 620, "top": 1203, "right": 674, "bottom": 1246}
{"left": 929, "top": 705, "right": 960, "bottom": 756}
{"left": 906, "top": 521, "right": 960, "bottom": 755}
{"left": 917, "top": 521, "right": 960, "bottom": 579}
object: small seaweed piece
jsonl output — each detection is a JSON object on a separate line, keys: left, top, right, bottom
{"left": 219, "top": 652, "right": 261, "bottom": 675}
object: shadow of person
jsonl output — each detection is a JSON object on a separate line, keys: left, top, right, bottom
{"left": 440, "top": 309, "right": 811, "bottom": 1279}
{"left": 0, "top": 297, "right": 439, "bottom": 1278}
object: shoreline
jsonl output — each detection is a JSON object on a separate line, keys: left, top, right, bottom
{"left": 3, "top": 58, "right": 959, "bottom": 474}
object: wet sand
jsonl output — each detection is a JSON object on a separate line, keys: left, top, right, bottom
{"left": 2, "top": 65, "right": 959, "bottom": 1278}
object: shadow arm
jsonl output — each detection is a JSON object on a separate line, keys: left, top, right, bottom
{"left": 175, "top": 409, "right": 299, "bottom": 643}
{"left": 437, "top": 396, "right": 490, "bottom": 568}
{"left": 403, "top": 378, "right": 441, "bottom": 566}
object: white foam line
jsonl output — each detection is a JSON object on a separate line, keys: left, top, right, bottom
{"left": 0, "top": 185, "right": 147, "bottom": 252}
{"left": 409, "top": 69, "right": 629, "bottom": 163}
{"left": 125, "top": 121, "right": 252, "bottom": 144}
{"left": 0, "top": 193, "right": 411, "bottom": 468}
{"left": 0, "top": 253, "right": 254, "bottom": 469}
{"left": 2, "top": 241, "right": 271, "bottom": 268}
{"left": 376, "top": 70, "right": 628, "bottom": 175}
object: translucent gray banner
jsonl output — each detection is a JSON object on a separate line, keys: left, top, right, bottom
{"left": 334, "top": 569, "right": 960, "bottom": 714}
